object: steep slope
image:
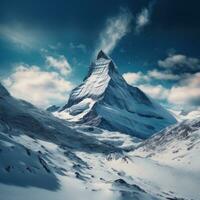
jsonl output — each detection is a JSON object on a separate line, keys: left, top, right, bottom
{"left": 132, "top": 117, "right": 200, "bottom": 171}
{"left": 1, "top": 83, "right": 199, "bottom": 200}
{"left": 57, "top": 50, "right": 176, "bottom": 139}
{"left": 0, "top": 83, "right": 119, "bottom": 153}
{"left": 0, "top": 82, "right": 119, "bottom": 191}
{"left": 0, "top": 83, "right": 161, "bottom": 200}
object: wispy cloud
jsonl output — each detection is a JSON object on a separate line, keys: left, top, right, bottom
{"left": 135, "top": 8, "right": 150, "bottom": 33}
{"left": 147, "top": 69, "right": 180, "bottom": 80}
{"left": 46, "top": 55, "right": 72, "bottom": 76}
{"left": 135, "top": 0, "right": 156, "bottom": 33}
{"left": 158, "top": 54, "right": 200, "bottom": 72}
{"left": 96, "top": 8, "right": 132, "bottom": 55}
{"left": 0, "top": 24, "right": 40, "bottom": 49}
{"left": 3, "top": 64, "right": 73, "bottom": 107}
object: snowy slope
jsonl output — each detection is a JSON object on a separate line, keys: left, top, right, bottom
{"left": 57, "top": 50, "right": 176, "bottom": 139}
{"left": 1, "top": 130, "right": 199, "bottom": 200}
{"left": 0, "top": 83, "right": 200, "bottom": 200}
{"left": 132, "top": 117, "right": 200, "bottom": 171}
{"left": 0, "top": 83, "right": 115, "bottom": 153}
{"left": 0, "top": 83, "right": 159, "bottom": 200}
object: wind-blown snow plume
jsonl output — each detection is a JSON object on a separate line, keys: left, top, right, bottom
{"left": 96, "top": 8, "right": 132, "bottom": 54}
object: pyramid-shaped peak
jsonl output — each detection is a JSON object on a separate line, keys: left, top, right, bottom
{"left": 97, "top": 50, "right": 110, "bottom": 60}
{"left": 60, "top": 51, "right": 177, "bottom": 139}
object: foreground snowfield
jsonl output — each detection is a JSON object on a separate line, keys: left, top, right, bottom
{"left": 1, "top": 123, "right": 200, "bottom": 200}
{"left": 1, "top": 83, "right": 200, "bottom": 200}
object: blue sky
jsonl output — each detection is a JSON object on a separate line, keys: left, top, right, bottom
{"left": 0, "top": 0, "right": 200, "bottom": 111}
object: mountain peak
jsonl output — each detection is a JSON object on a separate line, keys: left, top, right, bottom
{"left": 97, "top": 50, "right": 110, "bottom": 60}
{"left": 59, "top": 52, "right": 176, "bottom": 138}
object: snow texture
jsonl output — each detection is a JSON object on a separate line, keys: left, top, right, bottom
{"left": 0, "top": 78, "right": 199, "bottom": 200}
{"left": 58, "top": 50, "right": 177, "bottom": 139}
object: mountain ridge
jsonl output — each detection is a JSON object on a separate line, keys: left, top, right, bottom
{"left": 56, "top": 50, "right": 177, "bottom": 139}
{"left": 0, "top": 77, "right": 199, "bottom": 200}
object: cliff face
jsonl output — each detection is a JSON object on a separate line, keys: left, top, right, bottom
{"left": 59, "top": 51, "right": 177, "bottom": 139}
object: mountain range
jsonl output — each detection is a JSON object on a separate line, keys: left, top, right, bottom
{"left": 0, "top": 51, "right": 199, "bottom": 200}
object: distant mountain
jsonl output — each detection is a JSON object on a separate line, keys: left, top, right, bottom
{"left": 57, "top": 50, "right": 176, "bottom": 139}
{"left": 133, "top": 117, "right": 200, "bottom": 171}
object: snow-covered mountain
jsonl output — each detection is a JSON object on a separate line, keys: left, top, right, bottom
{"left": 56, "top": 50, "right": 176, "bottom": 139}
{"left": 0, "top": 83, "right": 117, "bottom": 153}
{"left": 1, "top": 83, "right": 200, "bottom": 200}
{"left": 133, "top": 117, "right": 200, "bottom": 171}
{"left": 0, "top": 83, "right": 163, "bottom": 199}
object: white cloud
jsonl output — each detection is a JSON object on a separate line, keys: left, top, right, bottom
{"left": 123, "top": 70, "right": 200, "bottom": 108}
{"left": 138, "top": 84, "right": 169, "bottom": 100}
{"left": 3, "top": 65, "right": 73, "bottom": 107}
{"left": 46, "top": 55, "right": 72, "bottom": 76}
{"left": 123, "top": 72, "right": 149, "bottom": 85}
{"left": 158, "top": 54, "right": 200, "bottom": 70}
{"left": 96, "top": 8, "right": 132, "bottom": 54}
{"left": 147, "top": 69, "right": 180, "bottom": 80}
{"left": 123, "top": 71, "right": 169, "bottom": 100}
{"left": 123, "top": 69, "right": 179, "bottom": 85}
{"left": 135, "top": 8, "right": 150, "bottom": 33}
{"left": 168, "top": 73, "right": 200, "bottom": 106}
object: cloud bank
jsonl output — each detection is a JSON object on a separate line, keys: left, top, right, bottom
{"left": 168, "top": 73, "right": 200, "bottom": 106}
{"left": 123, "top": 53, "right": 200, "bottom": 108}
{"left": 3, "top": 65, "right": 73, "bottom": 107}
